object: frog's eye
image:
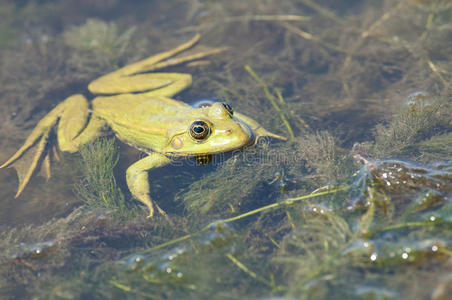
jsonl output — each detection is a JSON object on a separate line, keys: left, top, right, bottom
{"left": 221, "top": 102, "right": 234, "bottom": 115}
{"left": 189, "top": 120, "right": 211, "bottom": 141}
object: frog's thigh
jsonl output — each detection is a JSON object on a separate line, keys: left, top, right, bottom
{"left": 126, "top": 153, "right": 171, "bottom": 218}
{"left": 56, "top": 95, "right": 106, "bottom": 152}
{"left": 142, "top": 73, "right": 192, "bottom": 98}
{"left": 89, "top": 72, "right": 192, "bottom": 97}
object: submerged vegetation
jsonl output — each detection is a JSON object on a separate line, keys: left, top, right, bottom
{"left": 0, "top": 0, "right": 451, "bottom": 299}
{"left": 76, "top": 138, "right": 138, "bottom": 218}
{"left": 64, "top": 18, "right": 137, "bottom": 75}
{"left": 371, "top": 92, "right": 450, "bottom": 158}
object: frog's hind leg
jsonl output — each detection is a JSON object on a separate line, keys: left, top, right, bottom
{"left": 0, "top": 94, "right": 105, "bottom": 197}
{"left": 88, "top": 34, "right": 228, "bottom": 96}
{"left": 101, "top": 33, "right": 227, "bottom": 77}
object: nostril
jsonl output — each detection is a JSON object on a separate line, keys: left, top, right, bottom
{"left": 225, "top": 129, "right": 232, "bottom": 135}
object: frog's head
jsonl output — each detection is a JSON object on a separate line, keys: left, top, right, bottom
{"left": 166, "top": 102, "right": 256, "bottom": 155}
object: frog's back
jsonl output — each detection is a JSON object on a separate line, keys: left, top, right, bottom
{"left": 92, "top": 93, "right": 190, "bottom": 117}
{"left": 92, "top": 94, "right": 193, "bottom": 151}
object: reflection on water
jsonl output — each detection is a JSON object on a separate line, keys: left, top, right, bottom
{"left": 0, "top": 0, "right": 451, "bottom": 299}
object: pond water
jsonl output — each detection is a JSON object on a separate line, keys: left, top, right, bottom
{"left": 0, "top": 0, "right": 451, "bottom": 299}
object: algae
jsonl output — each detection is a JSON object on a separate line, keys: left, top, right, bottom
{"left": 76, "top": 137, "right": 137, "bottom": 218}
{"left": 63, "top": 18, "right": 136, "bottom": 76}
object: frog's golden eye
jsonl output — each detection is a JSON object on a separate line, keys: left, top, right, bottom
{"left": 222, "top": 102, "right": 234, "bottom": 115}
{"left": 189, "top": 120, "right": 211, "bottom": 141}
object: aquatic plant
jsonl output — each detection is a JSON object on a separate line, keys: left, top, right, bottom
{"left": 296, "top": 131, "right": 354, "bottom": 183}
{"left": 63, "top": 18, "right": 136, "bottom": 75}
{"left": 373, "top": 93, "right": 448, "bottom": 157}
{"left": 180, "top": 140, "right": 304, "bottom": 218}
{"left": 76, "top": 137, "right": 132, "bottom": 217}
{"left": 415, "top": 132, "right": 452, "bottom": 161}
{"left": 0, "top": 204, "right": 186, "bottom": 299}
{"left": 64, "top": 18, "right": 133, "bottom": 54}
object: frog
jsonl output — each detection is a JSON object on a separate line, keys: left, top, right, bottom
{"left": 1, "top": 34, "right": 286, "bottom": 218}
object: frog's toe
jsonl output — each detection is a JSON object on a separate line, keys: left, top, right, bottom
{"left": 145, "top": 202, "right": 155, "bottom": 219}
{"left": 255, "top": 127, "right": 288, "bottom": 141}
{"left": 1, "top": 94, "right": 96, "bottom": 197}
{"left": 1, "top": 117, "right": 57, "bottom": 197}
{"left": 153, "top": 202, "right": 172, "bottom": 223}
{"left": 126, "top": 153, "right": 171, "bottom": 219}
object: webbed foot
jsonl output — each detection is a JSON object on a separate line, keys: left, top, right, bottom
{"left": 1, "top": 94, "right": 105, "bottom": 197}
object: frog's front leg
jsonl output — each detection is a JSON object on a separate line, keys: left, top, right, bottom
{"left": 126, "top": 152, "right": 171, "bottom": 218}
{"left": 233, "top": 112, "right": 287, "bottom": 142}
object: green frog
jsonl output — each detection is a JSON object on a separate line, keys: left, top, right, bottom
{"left": 1, "top": 34, "right": 285, "bottom": 218}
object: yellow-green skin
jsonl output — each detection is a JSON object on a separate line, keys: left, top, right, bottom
{"left": 1, "top": 34, "right": 285, "bottom": 218}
